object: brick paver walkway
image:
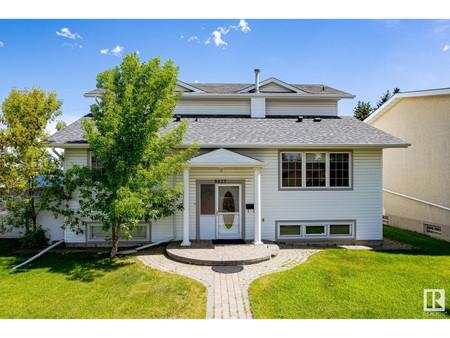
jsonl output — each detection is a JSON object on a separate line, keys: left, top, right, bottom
{"left": 137, "top": 245, "right": 318, "bottom": 319}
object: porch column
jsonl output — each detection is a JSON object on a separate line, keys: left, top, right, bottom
{"left": 253, "top": 167, "right": 263, "bottom": 245}
{"left": 181, "top": 167, "right": 191, "bottom": 246}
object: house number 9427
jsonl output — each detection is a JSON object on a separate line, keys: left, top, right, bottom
{"left": 215, "top": 179, "right": 227, "bottom": 183}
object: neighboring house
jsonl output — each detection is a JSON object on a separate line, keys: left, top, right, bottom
{"left": 365, "top": 88, "right": 450, "bottom": 242}
{"left": 8, "top": 70, "right": 408, "bottom": 246}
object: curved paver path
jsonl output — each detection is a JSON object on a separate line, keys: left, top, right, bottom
{"left": 137, "top": 245, "right": 319, "bottom": 319}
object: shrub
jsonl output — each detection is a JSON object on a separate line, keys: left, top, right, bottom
{"left": 19, "top": 226, "right": 49, "bottom": 249}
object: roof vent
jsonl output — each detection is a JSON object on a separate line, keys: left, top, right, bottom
{"left": 297, "top": 115, "right": 303, "bottom": 122}
{"left": 254, "top": 69, "right": 260, "bottom": 93}
{"left": 314, "top": 117, "right": 322, "bottom": 122}
{"left": 175, "top": 115, "right": 181, "bottom": 122}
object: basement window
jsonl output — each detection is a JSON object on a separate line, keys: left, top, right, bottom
{"left": 425, "top": 224, "right": 441, "bottom": 235}
{"left": 88, "top": 224, "right": 150, "bottom": 241}
{"left": 278, "top": 221, "right": 354, "bottom": 240}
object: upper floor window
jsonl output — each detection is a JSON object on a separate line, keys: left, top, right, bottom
{"left": 280, "top": 151, "right": 351, "bottom": 189}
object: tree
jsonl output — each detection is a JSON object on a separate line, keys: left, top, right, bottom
{"left": 353, "top": 101, "right": 375, "bottom": 121}
{"left": 376, "top": 87, "right": 400, "bottom": 109}
{"left": 65, "top": 53, "right": 199, "bottom": 258}
{"left": 353, "top": 87, "right": 401, "bottom": 121}
{"left": 0, "top": 87, "right": 70, "bottom": 246}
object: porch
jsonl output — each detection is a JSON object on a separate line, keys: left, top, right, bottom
{"left": 166, "top": 240, "right": 279, "bottom": 266}
{"left": 180, "top": 149, "right": 266, "bottom": 246}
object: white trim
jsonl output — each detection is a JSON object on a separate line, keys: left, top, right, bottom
{"left": 176, "top": 81, "right": 204, "bottom": 93}
{"left": 239, "top": 77, "right": 305, "bottom": 94}
{"left": 253, "top": 168, "right": 263, "bottom": 245}
{"left": 383, "top": 189, "right": 450, "bottom": 211}
{"left": 181, "top": 93, "right": 354, "bottom": 99}
{"left": 365, "top": 88, "right": 450, "bottom": 124}
{"left": 48, "top": 143, "right": 408, "bottom": 150}
{"left": 181, "top": 167, "right": 191, "bottom": 246}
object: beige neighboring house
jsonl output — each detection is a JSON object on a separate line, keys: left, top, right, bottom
{"left": 365, "top": 88, "right": 450, "bottom": 241}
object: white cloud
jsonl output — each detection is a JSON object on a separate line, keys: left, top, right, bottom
{"left": 180, "top": 35, "right": 184, "bottom": 39}
{"left": 194, "top": 80, "right": 199, "bottom": 83}
{"left": 212, "top": 31, "right": 227, "bottom": 47}
{"left": 238, "top": 19, "right": 250, "bottom": 33}
{"left": 79, "top": 45, "right": 83, "bottom": 49}
{"left": 100, "top": 48, "right": 109, "bottom": 54}
{"left": 111, "top": 45, "right": 124, "bottom": 56}
{"left": 188, "top": 36, "right": 200, "bottom": 43}
{"left": 204, "top": 36, "right": 211, "bottom": 45}
{"left": 56, "top": 27, "right": 82, "bottom": 40}
{"left": 0, "top": 41, "right": 3, "bottom": 47}
{"left": 443, "top": 45, "right": 450, "bottom": 51}
{"left": 136, "top": 50, "right": 140, "bottom": 54}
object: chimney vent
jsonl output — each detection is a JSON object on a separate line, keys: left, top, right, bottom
{"left": 314, "top": 117, "right": 322, "bottom": 122}
{"left": 297, "top": 115, "right": 303, "bottom": 122}
{"left": 254, "top": 69, "right": 260, "bottom": 93}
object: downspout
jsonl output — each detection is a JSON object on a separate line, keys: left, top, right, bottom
{"left": 11, "top": 240, "right": 65, "bottom": 271}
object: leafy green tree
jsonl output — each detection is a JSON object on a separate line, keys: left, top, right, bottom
{"left": 65, "top": 53, "right": 199, "bottom": 258}
{"left": 0, "top": 87, "right": 70, "bottom": 245}
{"left": 353, "top": 101, "right": 375, "bottom": 121}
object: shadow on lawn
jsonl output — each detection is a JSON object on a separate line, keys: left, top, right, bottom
{"left": 1, "top": 240, "right": 132, "bottom": 282}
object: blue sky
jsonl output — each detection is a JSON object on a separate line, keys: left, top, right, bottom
{"left": 0, "top": 19, "right": 449, "bottom": 131}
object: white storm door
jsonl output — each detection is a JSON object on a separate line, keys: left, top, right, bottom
{"left": 216, "top": 184, "right": 241, "bottom": 239}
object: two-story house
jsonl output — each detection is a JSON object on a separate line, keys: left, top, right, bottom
{"left": 39, "top": 70, "right": 409, "bottom": 246}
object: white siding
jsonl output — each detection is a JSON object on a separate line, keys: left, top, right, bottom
{"left": 266, "top": 100, "right": 338, "bottom": 116}
{"left": 251, "top": 97, "right": 266, "bottom": 118}
{"left": 174, "top": 100, "right": 250, "bottom": 115}
{"left": 64, "top": 149, "right": 89, "bottom": 243}
{"left": 151, "top": 148, "right": 383, "bottom": 242}
{"left": 61, "top": 147, "right": 383, "bottom": 243}
{"left": 235, "top": 149, "right": 382, "bottom": 241}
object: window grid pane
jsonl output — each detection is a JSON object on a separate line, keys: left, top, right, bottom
{"left": 281, "top": 153, "right": 302, "bottom": 187}
{"left": 306, "top": 153, "right": 326, "bottom": 187}
{"left": 330, "top": 153, "right": 349, "bottom": 187}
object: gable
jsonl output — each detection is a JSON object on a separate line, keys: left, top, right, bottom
{"left": 238, "top": 77, "right": 305, "bottom": 94}
{"left": 259, "top": 82, "right": 295, "bottom": 93}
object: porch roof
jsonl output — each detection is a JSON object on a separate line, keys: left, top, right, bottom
{"left": 189, "top": 149, "right": 265, "bottom": 167}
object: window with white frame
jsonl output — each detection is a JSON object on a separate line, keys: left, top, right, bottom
{"left": 88, "top": 223, "right": 149, "bottom": 241}
{"left": 277, "top": 221, "right": 354, "bottom": 239}
{"left": 280, "top": 151, "right": 351, "bottom": 189}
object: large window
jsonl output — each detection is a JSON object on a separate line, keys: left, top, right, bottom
{"left": 280, "top": 151, "right": 351, "bottom": 189}
{"left": 277, "top": 221, "right": 354, "bottom": 239}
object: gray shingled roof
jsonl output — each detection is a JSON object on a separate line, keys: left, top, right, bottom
{"left": 84, "top": 82, "right": 353, "bottom": 97}
{"left": 186, "top": 83, "right": 352, "bottom": 96}
{"left": 48, "top": 114, "right": 409, "bottom": 148}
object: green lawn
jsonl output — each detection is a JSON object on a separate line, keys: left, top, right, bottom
{"left": 249, "top": 226, "right": 450, "bottom": 319}
{"left": 0, "top": 240, "right": 206, "bottom": 318}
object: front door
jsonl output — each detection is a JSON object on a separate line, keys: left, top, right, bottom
{"left": 216, "top": 184, "right": 241, "bottom": 239}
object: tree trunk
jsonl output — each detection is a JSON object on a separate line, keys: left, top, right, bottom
{"left": 30, "top": 195, "right": 37, "bottom": 231}
{"left": 109, "top": 217, "right": 122, "bottom": 258}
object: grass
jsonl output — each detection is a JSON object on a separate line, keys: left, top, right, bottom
{"left": 0, "top": 240, "right": 206, "bottom": 318}
{"left": 249, "top": 225, "right": 450, "bottom": 319}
